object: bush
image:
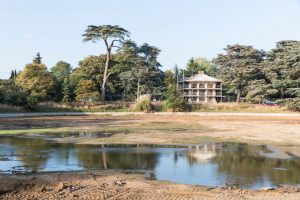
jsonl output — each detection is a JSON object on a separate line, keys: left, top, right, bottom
{"left": 285, "top": 98, "right": 300, "bottom": 112}
{"left": 25, "top": 95, "right": 38, "bottom": 111}
{"left": 163, "top": 84, "right": 188, "bottom": 112}
{"left": 132, "top": 95, "right": 152, "bottom": 112}
{"left": 163, "top": 97, "right": 188, "bottom": 112}
{"left": 75, "top": 80, "right": 99, "bottom": 102}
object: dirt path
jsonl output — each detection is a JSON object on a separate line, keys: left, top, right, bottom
{"left": 1, "top": 171, "right": 299, "bottom": 200}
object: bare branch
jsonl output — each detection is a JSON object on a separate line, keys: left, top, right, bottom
{"left": 110, "top": 39, "right": 121, "bottom": 47}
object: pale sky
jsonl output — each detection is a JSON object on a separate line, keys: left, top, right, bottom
{"left": 1, "top": 0, "right": 300, "bottom": 79}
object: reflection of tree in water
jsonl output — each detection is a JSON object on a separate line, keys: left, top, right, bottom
{"left": 1, "top": 137, "right": 52, "bottom": 172}
{"left": 210, "top": 143, "right": 300, "bottom": 186}
{"left": 76, "top": 145, "right": 159, "bottom": 170}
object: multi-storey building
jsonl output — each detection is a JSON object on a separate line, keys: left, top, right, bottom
{"left": 178, "top": 71, "right": 223, "bottom": 103}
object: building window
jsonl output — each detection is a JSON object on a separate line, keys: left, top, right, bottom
{"left": 199, "top": 96, "right": 205, "bottom": 101}
{"left": 207, "top": 83, "right": 214, "bottom": 89}
{"left": 192, "top": 97, "right": 197, "bottom": 102}
{"left": 216, "top": 83, "right": 221, "bottom": 88}
{"left": 207, "top": 90, "right": 213, "bottom": 96}
{"left": 192, "top": 83, "right": 197, "bottom": 88}
{"left": 207, "top": 97, "right": 213, "bottom": 102}
{"left": 199, "top": 91, "right": 205, "bottom": 97}
{"left": 199, "top": 83, "right": 205, "bottom": 88}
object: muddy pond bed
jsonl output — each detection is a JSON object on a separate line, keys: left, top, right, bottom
{"left": 0, "top": 133, "right": 300, "bottom": 190}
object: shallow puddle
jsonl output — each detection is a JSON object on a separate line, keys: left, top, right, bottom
{"left": 0, "top": 135, "right": 300, "bottom": 189}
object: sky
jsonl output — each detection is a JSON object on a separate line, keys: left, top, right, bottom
{"left": 1, "top": 0, "right": 300, "bottom": 79}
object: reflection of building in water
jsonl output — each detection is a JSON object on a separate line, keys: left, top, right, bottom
{"left": 188, "top": 144, "right": 219, "bottom": 162}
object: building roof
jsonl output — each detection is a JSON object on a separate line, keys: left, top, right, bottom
{"left": 183, "top": 73, "right": 221, "bottom": 82}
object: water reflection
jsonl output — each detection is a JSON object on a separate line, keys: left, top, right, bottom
{"left": 0, "top": 136, "right": 300, "bottom": 189}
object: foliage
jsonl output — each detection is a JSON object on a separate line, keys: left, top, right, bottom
{"left": 245, "top": 80, "right": 277, "bottom": 103}
{"left": 62, "top": 79, "right": 72, "bottom": 103}
{"left": 163, "top": 84, "right": 187, "bottom": 112}
{"left": 132, "top": 94, "right": 152, "bottom": 112}
{"left": 264, "top": 41, "right": 300, "bottom": 99}
{"left": 162, "top": 67, "right": 187, "bottom": 112}
{"left": 75, "top": 80, "right": 99, "bottom": 102}
{"left": 83, "top": 25, "right": 130, "bottom": 101}
{"left": 184, "top": 57, "right": 216, "bottom": 77}
{"left": 10, "top": 70, "right": 18, "bottom": 79}
{"left": 75, "top": 55, "right": 106, "bottom": 97}
{"left": 33, "top": 52, "right": 42, "bottom": 64}
{"left": 117, "top": 41, "right": 164, "bottom": 100}
{"left": 15, "top": 63, "right": 55, "bottom": 100}
{"left": 285, "top": 98, "right": 300, "bottom": 111}
{"left": 213, "top": 44, "right": 266, "bottom": 103}
{"left": 25, "top": 95, "right": 38, "bottom": 111}
{"left": 50, "top": 61, "right": 72, "bottom": 101}
{"left": 0, "top": 79, "right": 27, "bottom": 106}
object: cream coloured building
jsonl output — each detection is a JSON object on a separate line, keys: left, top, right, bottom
{"left": 178, "top": 71, "right": 223, "bottom": 103}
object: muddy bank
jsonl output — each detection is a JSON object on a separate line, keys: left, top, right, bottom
{"left": 0, "top": 171, "right": 299, "bottom": 200}
{"left": 1, "top": 114, "right": 300, "bottom": 149}
{"left": 1, "top": 115, "right": 300, "bottom": 199}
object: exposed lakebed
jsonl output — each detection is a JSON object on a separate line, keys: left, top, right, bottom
{"left": 0, "top": 133, "right": 300, "bottom": 189}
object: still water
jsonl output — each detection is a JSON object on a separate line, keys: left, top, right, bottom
{"left": 0, "top": 135, "right": 300, "bottom": 189}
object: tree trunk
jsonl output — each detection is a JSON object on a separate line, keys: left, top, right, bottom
{"left": 101, "top": 43, "right": 111, "bottom": 101}
{"left": 236, "top": 91, "right": 241, "bottom": 103}
{"left": 137, "top": 76, "right": 140, "bottom": 99}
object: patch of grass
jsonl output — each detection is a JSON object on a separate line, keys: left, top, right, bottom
{"left": 171, "top": 136, "right": 221, "bottom": 145}
{"left": 0, "top": 126, "right": 131, "bottom": 135}
{"left": 0, "top": 128, "right": 70, "bottom": 135}
{"left": 93, "top": 135, "right": 126, "bottom": 144}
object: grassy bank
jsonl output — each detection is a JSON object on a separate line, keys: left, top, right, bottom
{"left": 0, "top": 102, "right": 291, "bottom": 113}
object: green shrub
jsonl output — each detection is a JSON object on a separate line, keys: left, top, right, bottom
{"left": 286, "top": 98, "right": 300, "bottom": 111}
{"left": 25, "top": 95, "right": 38, "bottom": 111}
{"left": 163, "top": 84, "right": 188, "bottom": 112}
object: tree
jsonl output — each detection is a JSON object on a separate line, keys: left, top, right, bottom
{"left": 264, "top": 40, "right": 300, "bottom": 109}
{"left": 51, "top": 61, "right": 72, "bottom": 83}
{"left": 117, "top": 41, "right": 164, "bottom": 100}
{"left": 10, "top": 70, "right": 18, "bottom": 79}
{"left": 185, "top": 57, "right": 210, "bottom": 77}
{"left": 62, "top": 78, "right": 72, "bottom": 103}
{"left": 213, "top": 44, "right": 266, "bottom": 103}
{"left": 75, "top": 80, "right": 99, "bottom": 102}
{"left": 265, "top": 40, "right": 300, "bottom": 99}
{"left": 33, "top": 52, "right": 42, "bottom": 64}
{"left": 50, "top": 61, "right": 72, "bottom": 101}
{"left": 82, "top": 25, "right": 130, "bottom": 101}
{"left": 164, "top": 70, "right": 175, "bottom": 88}
{"left": 245, "top": 80, "right": 277, "bottom": 103}
{"left": 162, "top": 68, "right": 187, "bottom": 111}
{"left": 75, "top": 55, "right": 106, "bottom": 96}
{"left": 15, "top": 63, "right": 55, "bottom": 100}
{"left": 137, "top": 43, "right": 164, "bottom": 98}
{"left": 0, "top": 79, "right": 27, "bottom": 106}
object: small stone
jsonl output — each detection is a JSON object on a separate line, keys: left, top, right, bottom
{"left": 261, "top": 187, "right": 275, "bottom": 191}
{"left": 114, "top": 180, "right": 126, "bottom": 186}
{"left": 55, "top": 182, "right": 67, "bottom": 192}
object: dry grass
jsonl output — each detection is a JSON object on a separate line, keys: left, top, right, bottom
{"left": 194, "top": 102, "right": 288, "bottom": 113}
{"left": 0, "top": 104, "right": 25, "bottom": 113}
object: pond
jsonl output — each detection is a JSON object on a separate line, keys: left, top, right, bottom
{"left": 0, "top": 135, "right": 300, "bottom": 189}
